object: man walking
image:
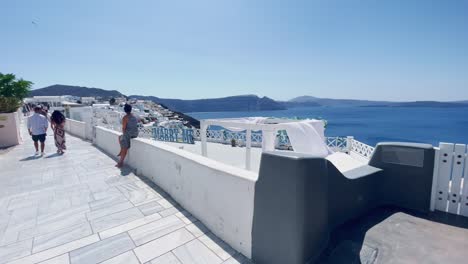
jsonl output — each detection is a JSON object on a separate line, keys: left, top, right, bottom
{"left": 27, "top": 106, "right": 48, "bottom": 156}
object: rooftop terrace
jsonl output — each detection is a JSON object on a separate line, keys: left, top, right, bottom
{"left": 2, "top": 116, "right": 468, "bottom": 264}
{"left": 0, "top": 123, "right": 250, "bottom": 264}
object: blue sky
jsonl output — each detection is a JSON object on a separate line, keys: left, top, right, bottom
{"left": 2, "top": 0, "right": 467, "bottom": 101}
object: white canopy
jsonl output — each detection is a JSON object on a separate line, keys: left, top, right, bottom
{"left": 200, "top": 117, "right": 331, "bottom": 170}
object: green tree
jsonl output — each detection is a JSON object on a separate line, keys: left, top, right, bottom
{"left": 109, "top": 97, "right": 116, "bottom": 105}
{"left": 0, "top": 73, "right": 33, "bottom": 113}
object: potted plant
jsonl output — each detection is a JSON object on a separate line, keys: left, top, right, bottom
{"left": 231, "top": 138, "right": 236, "bottom": 147}
{"left": 0, "top": 73, "right": 32, "bottom": 147}
{"left": 0, "top": 73, "right": 31, "bottom": 113}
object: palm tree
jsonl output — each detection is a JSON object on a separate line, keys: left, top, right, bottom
{"left": 0, "top": 73, "right": 32, "bottom": 113}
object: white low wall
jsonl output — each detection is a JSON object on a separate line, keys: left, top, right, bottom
{"left": 95, "top": 126, "right": 121, "bottom": 156}
{"left": 94, "top": 126, "right": 257, "bottom": 257}
{"left": 0, "top": 112, "right": 22, "bottom": 148}
{"left": 65, "top": 118, "right": 87, "bottom": 140}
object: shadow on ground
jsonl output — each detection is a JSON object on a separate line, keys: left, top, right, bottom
{"left": 317, "top": 206, "right": 468, "bottom": 263}
{"left": 19, "top": 155, "right": 41, "bottom": 161}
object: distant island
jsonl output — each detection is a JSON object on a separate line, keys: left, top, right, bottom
{"left": 29, "top": 84, "right": 124, "bottom": 99}
{"left": 129, "top": 94, "right": 285, "bottom": 112}
{"left": 29, "top": 85, "right": 468, "bottom": 112}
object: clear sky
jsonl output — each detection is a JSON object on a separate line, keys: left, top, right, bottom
{"left": 2, "top": 0, "right": 467, "bottom": 101}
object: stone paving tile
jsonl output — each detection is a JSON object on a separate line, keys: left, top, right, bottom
{"left": 127, "top": 188, "right": 162, "bottom": 206}
{"left": 128, "top": 215, "right": 186, "bottom": 246}
{"left": 150, "top": 252, "right": 181, "bottom": 264}
{"left": 0, "top": 238, "right": 32, "bottom": 264}
{"left": 0, "top": 229, "right": 20, "bottom": 247}
{"left": 37, "top": 254, "right": 70, "bottom": 264}
{"left": 8, "top": 206, "right": 38, "bottom": 228}
{"left": 89, "top": 207, "right": 144, "bottom": 233}
{"left": 222, "top": 253, "right": 254, "bottom": 264}
{"left": 175, "top": 211, "right": 198, "bottom": 225}
{"left": 99, "top": 212, "right": 162, "bottom": 240}
{"left": 37, "top": 199, "right": 72, "bottom": 216}
{"left": 134, "top": 228, "right": 195, "bottom": 263}
{"left": 7, "top": 198, "right": 39, "bottom": 211}
{"left": 85, "top": 201, "right": 133, "bottom": 221}
{"left": 69, "top": 233, "right": 135, "bottom": 264}
{"left": 37, "top": 204, "right": 90, "bottom": 227}
{"left": 185, "top": 221, "right": 209, "bottom": 238}
{"left": 90, "top": 187, "right": 120, "bottom": 201}
{"left": 8, "top": 234, "right": 99, "bottom": 264}
{"left": 32, "top": 223, "right": 93, "bottom": 253}
{"left": 137, "top": 201, "right": 165, "bottom": 216}
{"left": 199, "top": 233, "right": 237, "bottom": 261}
{"left": 88, "top": 194, "right": 127, "bottom": 211}
{"left": 0, "top": 123, "right": 251, "bottom": 264}
{"left": 159, "top": 207, "right": 179, "bottom": 218}
{"left": 157, "top": 198, "right": 177, "bottom": 209}
{"left": 100, "top": 250, "right": 139, "bottom": 264}
{"left": 19, "top": 213, "right": 88, "bottom": 241}
{"left": 69, "top": 193, "right": 94, "bottom": 206}
{"left": 173, "top": 239, "right": 223, "bottom": 264}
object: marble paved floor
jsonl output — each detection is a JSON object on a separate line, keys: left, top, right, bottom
{"left": 0, "top": 124, "right": 252, "bottom": 264}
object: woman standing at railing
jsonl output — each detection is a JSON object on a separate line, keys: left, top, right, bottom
{"left": 116, "top": 104, "right": 139, "bottom": 168}
{"left": 51, "top": 110, "right": 66, "bottom": 155}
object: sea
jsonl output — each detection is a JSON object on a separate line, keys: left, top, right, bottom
{"left": 187, "top": 106, "right": 468, "bottom": 147}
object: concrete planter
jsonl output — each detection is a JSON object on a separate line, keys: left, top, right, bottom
{"left": 0, "top": 111, "right": 22, "bottom": 148}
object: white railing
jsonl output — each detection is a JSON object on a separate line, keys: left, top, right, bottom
{"left": 97, "top": 124, "right": 376, "bottom": 160}
{"left": 349, "top": 137, "right": 375, "bottom": 160}
{"left": 185, "top": 128, "right": 375, "bottom": 158}
{"left": 326, "top": 136, "right": 350, "bottom": 152}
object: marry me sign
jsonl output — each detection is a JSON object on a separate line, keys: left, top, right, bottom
{"left": 152, "top": 127, "right": 195, "bottom": 144}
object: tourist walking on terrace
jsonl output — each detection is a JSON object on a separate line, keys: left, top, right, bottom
{"left": 116, "top": 104, "right": 139, "bottom": 168}
{"left": 51, "top": 110, "right": 67, "bottom": 154}
{"left": 27, "top": 106, "right": 48, "bottom": 156}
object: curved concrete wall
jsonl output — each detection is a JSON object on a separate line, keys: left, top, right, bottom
{"left": 94, "top": 126, "right": 257, "bottom": 257}
{"left": 252, "top": 143, "right": 435, "bottom": 264}
{"left": 252, "top": 151, "right": 329, "bottom": 264}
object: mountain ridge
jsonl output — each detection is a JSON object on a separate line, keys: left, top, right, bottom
{"left": 129, "top": 94, "right": 286, "bottom": 112}
{"left": 29, "top": 85, "right": 468, "bottom": 111}
{"left": 29, "top": 84, "right": 124, "bottom": 99}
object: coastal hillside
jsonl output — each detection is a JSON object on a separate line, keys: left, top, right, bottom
{"left": 29, "top": 85, "right": 468, "bottom": 110}
{"left": 288, "top": 96, "right": 468, "bottom": 107}
{"left": 288, "top": 96, "right": 391, "bottom": 107}
{"left": 129, "top": 95, "right": 286, "bottom": 112}
{"left": 369, "top": 101, "right": 468, "bottom": 108}
{"left": 29, "top": 85, "right": 124, "bottom": 99}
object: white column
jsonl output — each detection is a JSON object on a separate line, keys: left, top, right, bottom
{"left": 246, "top": 129, "right": 252, "bottom": 170}
{"left": 346, "top": 136, "right": 354, "bottom": 153}
{"left": 262, "top": 129, "right": 276, "bottom": 152}
{"left": 201, "top": 121, "right": 208, "bottom": 157}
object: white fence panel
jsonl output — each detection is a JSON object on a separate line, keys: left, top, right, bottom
{"left": 461, "top": 155, "right": 468, "bottom": 217}
{"left": 434, "top": 143, "right": 455, "bottom": 212}
{"left": 448, "top": 144, "right": 466, "bottom": 214}
{"left": 433, "top": 142, "right": 468, "bottom": 216}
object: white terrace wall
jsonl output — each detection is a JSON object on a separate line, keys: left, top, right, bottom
{"left": 0, "top": 112, "right": 22, "bottom": 148}
{"left": 94, "top": 126, "right": 257, "bottom": 258}
{"left": 64, "top": 118, "right": 87, "bottom": 140}
{"left": 94, "top": 126, "right": 121, "bottom": 155}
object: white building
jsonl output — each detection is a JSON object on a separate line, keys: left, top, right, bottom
{"left": 25, "top": 95, "right": 79, "bottom": 110}
{"left": 80, "top": 97, "right": 96, "bottom": 105}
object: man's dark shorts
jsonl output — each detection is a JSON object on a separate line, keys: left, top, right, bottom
{"left": 32, "top": 134, "right": 46, "bottom": 143}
